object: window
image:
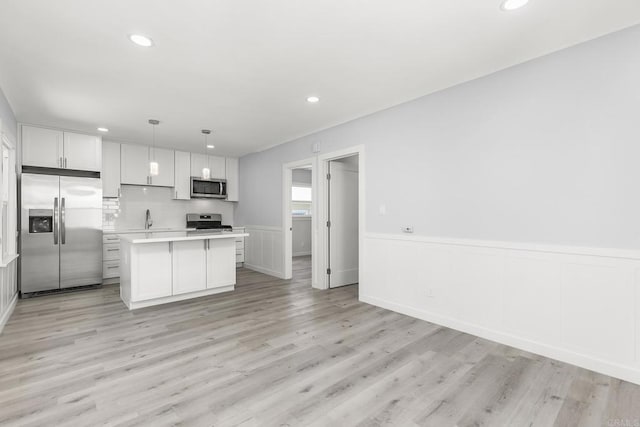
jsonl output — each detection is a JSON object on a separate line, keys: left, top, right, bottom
{"left": 292, "top": 186, "right": 312, "bottom": 202}
{"left": 292, "top": 184, "right": 312, "bottom": 216}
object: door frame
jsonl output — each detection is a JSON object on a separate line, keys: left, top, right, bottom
{"left": 281, "top": 145, "right": 365, "bottom": 290}
{"left": 317, "top": 146, "right": 364, "bottom": 290}
{"left": 282, "top": 156, "right": 318, "bottom": 284}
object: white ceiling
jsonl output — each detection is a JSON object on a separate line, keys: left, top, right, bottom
{"left": 1, "top": 1, "right": 639, "bottom": 157}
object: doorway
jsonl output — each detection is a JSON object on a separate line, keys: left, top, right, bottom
{"left": 327, "top": 155, "right": 359, "bottom": 288}
{"left": 291, "top": 166, "right": 313, "bottom": 280}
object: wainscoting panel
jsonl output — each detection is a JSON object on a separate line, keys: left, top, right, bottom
{"left": 0, "top": 257, "right": 18, "bottom": 334}
{"left": 361, "top": 233, "right": 640, "bottom": 385}
{"left": 244, "top": 226, "right": 284, "bottom": 279}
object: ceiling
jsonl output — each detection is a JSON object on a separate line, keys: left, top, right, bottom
{"left": 1, "top": 1, "right": 639, "bottom": 157}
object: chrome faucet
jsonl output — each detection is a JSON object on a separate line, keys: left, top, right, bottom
{"left": 145, "top": 209, "right": 153, "bottom": 230}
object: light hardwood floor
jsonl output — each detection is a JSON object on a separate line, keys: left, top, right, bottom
{"left": 1, "top": 255, "right": 639, "bottom": 426}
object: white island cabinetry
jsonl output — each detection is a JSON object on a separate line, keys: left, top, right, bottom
{"left": 120, "top": 231, "right": 248, "bottom": 310}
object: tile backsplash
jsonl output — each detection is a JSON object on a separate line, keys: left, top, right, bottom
{"left": 103, "top": 185, "right": 236, "bottom": 230}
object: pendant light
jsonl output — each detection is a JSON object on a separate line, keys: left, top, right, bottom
{"left": 201, "top": 129, "right": 211, "bottom": 179}
{"left": 149, "top": 119, "right": 160, "bottom": 177}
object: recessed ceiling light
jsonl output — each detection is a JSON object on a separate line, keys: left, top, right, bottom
{"left": 129, "top": 34, "right": 154, "bottom": 47}
{"left": 97, "top": 127, "right": 109, "bottom": 132}
{"left": 501, "top": 0, "right": 529, "bottom": 11}
{"left": 306, "top": 96, "right": 320, "bottom": 103}
{"left": 207, "top": 144, "right": 215, "bottom": 149}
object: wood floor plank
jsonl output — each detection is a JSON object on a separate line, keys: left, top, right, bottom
{"left": 0, "top": 255, "right": 639, "bottom": 426}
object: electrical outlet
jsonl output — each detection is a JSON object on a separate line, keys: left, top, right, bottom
{"left": 401, "top": 226, "right": 414, "bottom": 233}
{"left": 426, "top": 288, "right": 435, "bottom": 298}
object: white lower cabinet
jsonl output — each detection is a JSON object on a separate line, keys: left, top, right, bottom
{"left": 132, "top": 243, "right": 172, "bottom": 301}
{"left": 172, "top": 240, "right": 207, "bottom": 295}
{"left": 207, "top": 238, "right": 236, "bottom": 289}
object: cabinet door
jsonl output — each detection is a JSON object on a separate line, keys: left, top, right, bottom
{"left": 132, "top": 242, "right": 172, "bottom": 301}
{"left": 206, "top": 238, "right": 236, "bottom": 289}
{"left": 102, "top": 141, "right": 121, "bottom": 197}
{"left": 172, "top": 240, "right": 207, "bottom": 295}
{"left": 63, "top": 132, "right": 101, "bottom": 171}
{"left": 21, "top": 125, "right": 64, "bottom": 168}
{"left": 174, "top": 151, "right": 191, "bottom": 200}
{"left": 149, "top": 147, "right": 174, "bottom": 187}
{"left": 120, "top": 144, "right": 149, "bottom": 185}
{"left": 190, "top": 153, "right": 208, "bottom": 177}
{"left": 208, "top": 156, "right": 226, "bottom": 179}
{"left": 225, "top": 157, "right": 239, "bottom": 201}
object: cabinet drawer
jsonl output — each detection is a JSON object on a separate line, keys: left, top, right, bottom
{"left": 103, "top": 243, "right": 121, "bottom": 260}
{"left": 235, "top": 253, "right": 245, "bottom": 263}
{"left": 235, "top": 239, "right": 244, "bottom": 249}
{"left": 103, "top": 260, "right": 120, "bottom": 279}
{"left": 103, "top": 234, "right": 120, "bottom": 244}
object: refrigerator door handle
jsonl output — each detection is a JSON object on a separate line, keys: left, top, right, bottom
{"left": 53, "top": 197, "right": 59, "bottom": 245}
{"left": 61, "top": 197, "right": 66, "bottom": 244}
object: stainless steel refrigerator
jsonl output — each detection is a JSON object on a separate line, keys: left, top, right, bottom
{"left": 20, "top": 173, "right": 102, "bottom": 293}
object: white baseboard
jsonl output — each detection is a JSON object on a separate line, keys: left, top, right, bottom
{"left": 124, "top": 285, "right": 235, "bottom": 310}
{"left": 360, "top": 294, "right": 640, "bottom": 385}
{"left": 0, "top": 292, "right": 18, "bottom": 334}
{"left": 244, "top": 263, "right": 286, "bottom": 279}
{"left": 293, "top": 251, "right": 312, "bottom": 257}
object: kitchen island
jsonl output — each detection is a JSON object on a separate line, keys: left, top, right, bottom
{"left": 119, "top": 231, "right": 249, "bottom": 310}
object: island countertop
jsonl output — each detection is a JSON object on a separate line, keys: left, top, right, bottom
{"left": 119, "top": 231, "right": 249, "bottom": 244}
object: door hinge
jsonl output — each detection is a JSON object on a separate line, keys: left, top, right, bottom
{"left": 326, "top": 220, "right": 331, "bottom": 228}
{"left": 326, "top": 268, "right": 331, "bottom": 275}
{"left": 326, "top": 173, "right": 331, "bottom": 180}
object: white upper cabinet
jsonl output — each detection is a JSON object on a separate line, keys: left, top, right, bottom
{"left": 63, "top": 132, "right": 101, "bottom": 171}
{"left": 151, "top": 147, "right": 175, "bottom": 187}
{"left": 120, "top": 143, "right": 149, "bottom": 185}
{"left": 226, "top": 157, "right": 239, "bottom": 202}
{"left": 174, "top": 151, "right": 191, "bottom": 200}
{"left": 190, "top": 154, "right": 226, "bottom": 179}
{"left": 102, "top": 141, "right": 121, "bottom": 198}
{"left": 21, "top": 125, "right": 64, "bottom": 169}
{"left": 120, "top": 143, "right": 175, "bottom": 187}
{"left": 209, "top": 156, "right": 226, "bottom": 179}
{"left": 190, "top": 153, "right": 208, "bottom": 178}
{"left": 21, "top": 125, "right": 101, "bottom": 171}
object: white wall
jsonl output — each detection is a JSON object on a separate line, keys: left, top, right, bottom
{"left": 0, "top": 86, "right": 17, "bottom": 333}
{"left": 237, "top": 24, "right": 640, "bottom": 250}
{"left": 235, "top": 24, "right": 640, "bottom": 384}
{"left": 111, "top": 186, "right": 236, "bottom": 230}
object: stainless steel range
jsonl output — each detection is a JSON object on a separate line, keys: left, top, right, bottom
{"left": 186, "top": 213, "right": 233, "bottom": 232}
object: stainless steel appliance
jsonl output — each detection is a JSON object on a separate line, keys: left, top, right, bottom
{"left": 190, "top": 177, "right": 227, "bottom": 199}
{"left": 186, "top": 213, "right": 233, "bottom": 231}
{"left": 21, "top": 173, "right": 102, "bottom": 293}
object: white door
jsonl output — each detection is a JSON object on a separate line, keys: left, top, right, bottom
{"left": 328, "top": 158, "right": 359, "bottom": 288}
{"left": 21, "top": 125, "right": 64, "bottom": 168}
{"left": 149, "top": 147, "right": 174, "bottom": 187}
{"left": 102, "top": 141, "right": 121, "bottom": 197}
{"left": 206, "top": 238, "right": 236, "bottom": 289}
{"left": 63, "top": 132, "right": 101, "bottom": 171}
{"left": 174, "top": 151, "right": 191, "bottom": 199}
{"left": 120, "top": 143, "right": 149, "bottom": 185}
{"left": 190, "top": 153, "right": 208, "bottom": 177}
{"left": 208, "top": 156, "right": 226, "bottom": 179}
{"left": 172, "top": 240, "right": 207, "bottom": 295}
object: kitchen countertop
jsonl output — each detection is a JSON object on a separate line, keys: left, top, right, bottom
{"left": 119, "top": 231, "right": 249, "bottom": 244}
{"left": 104, "top": 226, "right": 246, "bottom": 234}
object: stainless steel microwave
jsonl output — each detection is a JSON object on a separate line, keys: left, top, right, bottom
{"left": 190, "top": 177, "right": 227, "bottom": 199}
